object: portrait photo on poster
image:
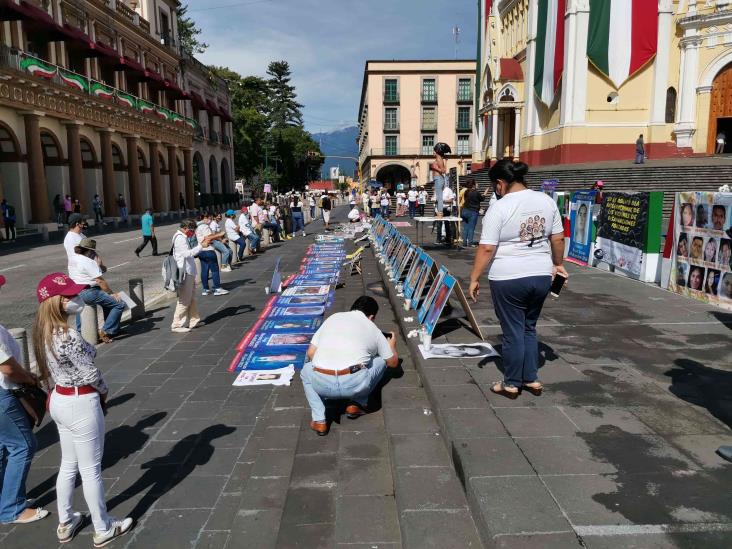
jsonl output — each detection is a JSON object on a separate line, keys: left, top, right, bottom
{"left": 419, "top": 343, "right": 499, "bottom": 360}
{"left": 422, "top": 273, "right": 457, "bottom": 335}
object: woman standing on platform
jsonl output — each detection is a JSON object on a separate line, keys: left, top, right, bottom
{"left": 468, "top": 160, "right": 567, "bottom": 399}
{"left": 431, "top": 143, "right": 450, "bottom": 218}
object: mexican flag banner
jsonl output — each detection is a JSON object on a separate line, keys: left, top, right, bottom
{"left": 155, "top": 107, "right": 171, "bottom": 121}
{"left": 91, "top": 82, "right": 114, "bottom": 101}
{"left": 59, "top": 70, "right": 88, "bottom": 93}
{"left": 20, "top": 56, "right": 57, "bottom": 80}
{"left": 115, "top": 91, "right": 137, "bottom": 110}
{"left": 533, "top": 0, "right": 565, "bottom": 107}
{"left": 587, "top": 0, "right": 658, "bottom": 89}
{"left": 138, "top": 100, "right": 155, "bottom": 115}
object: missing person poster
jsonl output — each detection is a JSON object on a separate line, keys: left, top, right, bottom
{"left": 567, "top": 190, "right": 596, "bottom": 265}
{"left": 595, "top": 192, "right": 650, "bottom": 276}
{"left": 422, "top": 272, "right": 456, "bottom": 335}
{"left": 668, "top": 191, "right": 732, "bottom": 310}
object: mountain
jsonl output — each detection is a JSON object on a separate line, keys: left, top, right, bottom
{"left": 311, "top": 125, "right": 359, "bottom": 179}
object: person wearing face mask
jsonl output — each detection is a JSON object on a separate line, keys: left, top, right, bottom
{"left": 31, "top": 273, "right": 133, "bottom": 545}
{"left": 63, "top": 214, "right": 88, "bottom": 268}
{"left": 468, "top": 160, "right": 567, "bottom": 399}
{"left": 171, "top": 220, "right": 215, "bottom": 333}
{"left": 0, "top": 275, "right": 49, "bottom": 526}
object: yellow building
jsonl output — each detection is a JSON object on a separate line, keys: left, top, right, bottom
{"left": 0, "top": 0, "right": 234, "bottom": 232}
{"left": 474, "top": 0, "right": 732, "bottom": 167}
{"left": 357, "top": 60, "right": 476, "bottom": 189}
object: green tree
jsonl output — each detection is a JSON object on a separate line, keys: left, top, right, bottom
{"left": 267, "top": 61, "right": 304, "bottom": 128}
{"left": 178, "top": 4, "right": 208, "bottom": 57}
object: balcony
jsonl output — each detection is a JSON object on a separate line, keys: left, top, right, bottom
{"left": 421, "top": 122, "right": 437, "bottom": 132}
{"left": 209, "top": 129, "right": 220, "bottom": 145}
{"left": 383, "top": 121, "right": 399, "bottom": 133}
{"left": 421, "top": 93, "right": 437, "bottom": 105}
{"left": 456, "top": 122, "right": 473, "bottom": 132}
{"left": 457, "top": 92, "right": 473, "bottom": 104}
{"left": 383, "top": 92, "right": 399, "bottom": 105}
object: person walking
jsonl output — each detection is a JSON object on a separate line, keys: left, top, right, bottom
{"left": 0, "top": 275, "right": 49, "bottom": 526}
{"left": 63, "top": 195, "right": 73, "bottom": 223}
{"left": 290, "top": 195, "right": 306, "bottom": 237}
{"left": 92, "top": 195, "right": 104, "bottom": 226}
{"left": 195, "top": 214, "right": 229, "bottom": 297}
{"left": 321, "top": 193, "right": 332, "bottom": 230}
{"left": 461, "top": 180, "right": 482, "bottom": 247}
{"left": 635, "top": 134, "right": 645, "bottom": 164}
{"left": 209, "top": 214, "right": 232, "bottom": 272}
{"left": 134, "top": 208, "right": 157, "bottom": 257}
{"left": 1, "top": 199, "right": 16, "bottom": 242}
{"left": 361, "top": 190, "right": 370, "bottom": 218}
{"left": 116, "top": 194, "right": 128, "bottom": 222}
{"left": 179, "top": 192, "right": 186, "bottom": 211}
{"left": 308, "top": 194, "right": 316, "bottom": 220}
{"left": 716, "top": 131, "right": 726, "bottom": 154}
{"left": 32, "top": 273, "right": 133, "bottom": 545}
{"left": 171, "top": 221, "right": 214, "bottom": 332}
{"left": 468, "top": 160, "right": 567, "bottom": 399}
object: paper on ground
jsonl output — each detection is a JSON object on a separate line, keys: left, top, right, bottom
{"left": 419, "top": 343, "right": 499, "bottom": 360}
{"left": 232, "top": 365, "right": 295, "bottom": 387}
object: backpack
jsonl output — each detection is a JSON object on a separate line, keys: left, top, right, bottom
{"left": 162, "top": 234, "right": 186, "bottom": 292}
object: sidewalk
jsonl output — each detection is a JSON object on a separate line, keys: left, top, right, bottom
{"left": 377, "top": 219, "right": 732, "bottom": 548}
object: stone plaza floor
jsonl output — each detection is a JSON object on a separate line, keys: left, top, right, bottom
{"left": 0, "top": 208, "right": 730, "bottom": 549}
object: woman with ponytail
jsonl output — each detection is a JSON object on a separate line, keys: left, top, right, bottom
{"left": 468, "top": 160, "right": 568, "bottom": 399}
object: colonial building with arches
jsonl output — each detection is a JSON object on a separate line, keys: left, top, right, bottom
{"left": 0, "top": 0, "right": 234, "bottom": 233}
{"left": 473, "top": 0, "right": 732, "bottom": 167}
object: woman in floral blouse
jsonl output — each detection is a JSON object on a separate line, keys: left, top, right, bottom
{"left": 32, "top": 273, "right": 132, "bottom": 547}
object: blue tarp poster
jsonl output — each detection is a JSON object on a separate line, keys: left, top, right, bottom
{"left": 567, "top": 190, "right": 596, "bottom": 265}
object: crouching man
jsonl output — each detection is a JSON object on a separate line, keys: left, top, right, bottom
{"left": 300, "top": 296, "right": 399, "bottom": 436}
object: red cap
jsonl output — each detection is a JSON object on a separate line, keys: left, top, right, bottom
{"left": 240, "top": 206, "right": 248, "bottom": 212}
{"left": 36, "top": 273, "right": 87, "bottom": 303}
{"left": 0, "top": 275, "right": 5, "bottom": 288}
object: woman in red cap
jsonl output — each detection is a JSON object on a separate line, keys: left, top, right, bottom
{"left": 31, "top": 273, "right": 133, "bottom": 546}
{"left": 0, "top": 275, "right": 49, "bottom": 525}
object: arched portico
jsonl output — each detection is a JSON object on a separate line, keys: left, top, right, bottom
{"left": 375, "top": 163, "right": 411, "bottom": 191}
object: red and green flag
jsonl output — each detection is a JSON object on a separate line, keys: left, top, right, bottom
{"left": 139, "top": 100, "right": 155, "bottom": 115}
{"left": 587, "top": 0, "right": 658, "bottom": 89}
{"left": 533, "top": 0, "right": 566, "bottom": 107}
{"left": 59, "top": 69, "right": 88, "bottom": 93}
{"left": 20, "top": 56, "right": 57, "bottom": 80}
{"left": 115, "top": 91, "right": 137, "bottom": 109}
{"left": 91, "top": 81, "right": 114, "bottom": 101}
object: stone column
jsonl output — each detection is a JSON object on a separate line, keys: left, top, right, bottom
{"left": 490, "top": 108, "right": 499, "bottom": 160}
{"left": 23, "top": 112, "right": 50, "bottom": 223}
{"left": 99, "top": 129, "right": 117, "bottom": 217}
{"left": 561, "top": 0, "right": 590, "bottom": 125}
{"left": 126, "top": 135, "right": 142, "bottom": 214}
{"left": 167, "top": 145, "right": 179, "bottom": 212}
{"left": 183, "top": 147, "right": 194, "bottom": 212}
{"left": 513, "top": 108, "right": 522, "bottom": 160}
{"left": 650, "top": 0, "right": 675, "bottom": 124}
{"left": 674, "top": 35, "right": 701, "bottom": 148}
{"left": 64, "top": 122, "right": 85, "bottom": 212}
{"left": 524, "top": 0, "right": 541, "bottom": 136}
{"left": 148, "top": 141, "right": 162, "bottom": 212}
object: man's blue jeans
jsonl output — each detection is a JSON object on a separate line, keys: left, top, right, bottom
{"left": 382, "top": 205, "right": 390, "bottom": 218}
{"left": 300, "top": 358, "right": 387, "bottom": 422}
{"left": 292, "top": 212, "right": 305, "bottom": 234}
{"left": 635, "top": 152, "right": 644, "bottom": 164}
{"left": 247, "top": 233, "right": 260, "bottom": 253}
{"left": 434, "top": 175, "right": 445, "bottom": 213}
{"left": 213, "top": 240, "right": 232, "bottom": 266}
{"left": 0, "top": 388, "right": 36, "bottom": 522}
{"left": 198, "top": 250, "right": 221, "bottom": 290}
{"left": 79, "top": 287, "right": 125, "bottom": 336}
{"left": 408, "top": 201, "right": 417, "bottom": 218}
{"left": 461, "top": 208, "right": 479, "bottom": 246}
{"left": 231, "top": 236, "right": 246, "bottom": 261}
{"left": 310, "top": 206, "right": 316, "bottom": 219}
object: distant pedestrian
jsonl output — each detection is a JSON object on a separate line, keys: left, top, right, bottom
{"left": 117, "top": 194, "right": 128, "bottom": 221}
{"left": 1, "top": 199, "right": 16, "bottom": 242}
{"left": 380, "top": 191, "right": 390, "bottom": 219}
{"left": 32, "top": 273, "right": 133, "bottom": 545}
{"left": 63, "top": 214, "right": 87, "bottom": 270}
{"left": 362, "top": 190, "right": 370, "bottom": 217}
{"left": 92, "top": 195, "right": 104, "bottom": 225}
{"left": 171, "top": 221, "right": 214, "bottom": 332}
{"left": 418, "top": 187, "right": 427, "bottom": 216}
{"left": 53, "top": 194, "right": 64, "bottom": 225}
{"left": 407, "top": 187, "right": 418, "bottom": 218}
{"left": 224, "top": 210, "right": 246, "bottom": 262}
{"left": 134, "top": 208, "right": 157, "bottom": 257}
{"left": 179, "top": 192, "right": 186, "bottom": 211}
{"left": 321, "top": 193, "right": 332, "bottom": 229}
{"left": 290, "top": 195, "right": 306, "bottom": 237}
{"left": 195, "top": 214, "right": 229, "bottom": 297}
{"left": 308, "top": 194, "right": 316, "bottom": 219}
{"left": 209, "top": 214, "right": 232, "bottom": 272}
{"left": 63, "top": 195, "right": 73, "bottom": 223}
{"left": 716, "top": 131, "right": 726, "bottom": 154}
{"left": 72, "top": 199, "right": 81, "bottom": 215}
{"left": 237, "top": 207, "right": 260, "bottom": 256}
{"left": 460, "top": 180, "right": 481, "bottom": 247}
{"left": 635, "top": 134, "right": 645, "bottom": 164}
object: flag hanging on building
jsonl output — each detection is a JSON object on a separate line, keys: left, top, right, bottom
{"left": 534, "top": 0, "right": 566, "bottom": 107}
{"left": 587, "top": 0, "right": 658, "bottom": 89}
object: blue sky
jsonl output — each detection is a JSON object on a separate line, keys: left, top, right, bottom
{"left": 194, "top": 0, "right": 478, "bottom": 133}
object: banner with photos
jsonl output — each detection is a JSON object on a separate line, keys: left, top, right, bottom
{"left": 567, "top": 190, "right": 596, "bottom": 265}
{"left": 595, "top": 192, "right": 650, "bottom": 276}
{"left": 668, "top": 192, "right": 732, "bottom": 310}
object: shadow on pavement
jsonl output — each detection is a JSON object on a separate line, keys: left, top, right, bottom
{"left": 203, "top": 304, "right": 255, "bottom": 325}
{"left": 484, "top": 341, "right": 559, "bottom": 371}
{"left": 666, "top": 358, "right": 732, "bottom": 429}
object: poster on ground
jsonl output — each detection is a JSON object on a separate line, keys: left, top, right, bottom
{"left": 668, "top": 191, "right": 732, "bottom": 310}
{"left": 595, "top": 192, "right": 650, "bottom": 276}
{"left": 567, "top": 190, "right": 596, "bottom": 265}
{"left": 422, "top": 271, "right": 456, "bottom": 335}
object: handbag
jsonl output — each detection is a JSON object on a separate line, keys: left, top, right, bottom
{"left": 11, "top": 385, "right": 48, "bottom": 427}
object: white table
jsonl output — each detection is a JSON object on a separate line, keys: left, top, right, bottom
{"left": 413, "top": 216, "right": 462, "bottom": 247}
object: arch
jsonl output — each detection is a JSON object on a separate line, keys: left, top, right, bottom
{"left": 40, "top": 129, "right": 64, "bottom": 164}
{"left": 209, "top": 154, "right": 219, "bottom": 193}
{"left": 111, "top": 143, "right": 125, "bottom": 170}
{"left": 158, "top": 151, "right": 168, "bottom": 174}
{"left": 0, "top": 121, "right": 21, "bottom": 161}
{"left": 665, "top": 87, "right": 677, "bottom": 124}
{"left": 375, "top": 163, "right": 411, "bottom": 190}
{"left": 176, "top": 156, "right": 183, "bottom": 176}
{"left": 707, "top": 62, "right": 732, "bottom": 154}
{"left": 221, "top": 157, "right": 231, "bottom": 193}
{"left": 498, "top": 84, "right": 518, "bottom": 102}
{"left": 700, "top": 50, "right": 732, "bottom": 89}
{"left": 193, "top": 151, "right": 206, "bottom": 194}
{"left": 137, "top": 147, "right": 148, "bottom": 171}
{"left": 79, "top": 136, "right": 97, "bottom": 167}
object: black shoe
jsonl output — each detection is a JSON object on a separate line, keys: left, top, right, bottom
{"left": 134, "top": 250, "right": 140, "bottom": 258}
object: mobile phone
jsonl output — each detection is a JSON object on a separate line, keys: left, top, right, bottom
{"left": 381, "top": 331, "right": 393, "bottom": 339}
{"left": 550, "top": 274, "right": 567, "bottom": 298}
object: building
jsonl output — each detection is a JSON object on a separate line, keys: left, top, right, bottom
{"left": 474, "top": 0, "right": 732, "bottom": 167}
{"left": 357, "top": 60, "right": 476, "bottom": 189}
{"left": 0, "top": 0, "right": 234, "bottom": 232}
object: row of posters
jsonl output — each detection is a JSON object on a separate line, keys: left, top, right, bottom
{"left": 595, "top": 192, "right": 650, "bottom": 277}
{"left": 567, "top": 190, "right": 596, "bottom": 265}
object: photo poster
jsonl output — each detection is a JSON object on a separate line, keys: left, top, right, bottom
{"left": 247, "top": 332, "right": 313, "bottom": 350}
{"left": 259, "top": 318, "right": 322, "bottom": 333}
{"left": 233, "top": 366, "right": 295, "bottom": 387}
{"left": 269, "top": 256, "right": 283, "bottom": 293}
{"left": 595, "top": 192, "right": 650, "bottom": 276}
{"left": 384, "top": 232, "right": 402, "bottom": 261}
{"left": 268, "top": 305, "right": 326, "bottom": 317}
{"left": 541, "top": 179, "right": 558, "bottom": 195}
{"left": 287, "top": 274, "right": 338, "bottom": 287}
{"left": 411, "top": 256, "right": 437, "bottom": 310}
{"left": 418, "top": 265, "right": 448, "bottom": 324}
{"left": 567, "top": 190, "right": 597, "bottom": 265}
{"left": 395, "top": 245, "right": 416, "bottom": 282}
{"left": 233, "top": 350, "right": 307, "bottom": 372}
{"left": 276, "top": 293, "right": 334, "bottom": 307}
{"left": 403, "top": 249, "right": 426, "bottom": 299}
{"left": 391, "top": 237, "right": 411, "bottom": 273}
{"left": 422, "top": 271, "right": 457, "bottom": 335}
{"left": 282, "top": 285, "right": 331, "bottom": 297}
{"left": 668, "top": 191, "right": 732, "bottom": 310}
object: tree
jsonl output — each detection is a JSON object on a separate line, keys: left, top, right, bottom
{"left": 178, "top": 4, "right": 208, "bottom": 57}
{"left": 267, "top": 61, "right": 304, "bottom": 128}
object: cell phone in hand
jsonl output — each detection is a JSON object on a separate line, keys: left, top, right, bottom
{"left": 550, "top": 274, "right": 567, "bottom": 298}
{"left": 381, "top": 331, "right": 393, "bottom": 339}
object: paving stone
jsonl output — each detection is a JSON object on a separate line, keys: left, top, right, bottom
{"left": 174, "top": 400, "right": 226, "bottom": 420}
{"left": 452, "top": 437, "right": 534, "bottom": 480}
{"left": 492, "top": 406, "right": 578, "bottom": 437}
{"left": 390, "top": 434, "right": 451, "bottom": 468}
{"left": 339, "top": 458, "right": 394, "bottom": 496}
{"left": 260, "top": 426, "right": 300, "bottom": 450}
{"left": 514, "top": 436, "right": 618, "bottom": 475}
{"left": 420, "top": 366, "right": 474, "bottom": 386}
{"left": 339, "top": 430, "right": 388, "bottom": 459}
{"left": 238, "top": 475, "right": 291, "bottom": 511}
{"left": 289, "top": 453, "right": 338, "bottom": 486}
{"left": 251, "top": 449, "right": 297, "bottom": 478}
{"left": 394, "top": 467, "right": 467, "bottom": 511}
{"left": 582, "top": 531, "right": 732, "bottom": 549}
{"left": 494, "top": 532, "right": 583, "bottom": 548}
{"left": 231, "top": 509, "right": 281, "bottom": 547}
{"left": 384, "top": 407, "right": 439, "bottom": 435}
{"left": 222, "top": 460, "right": 255, "bottom": 494}
{"left": 442, "top": 408, "right": 508, "bottom": 438}
{"left": 280, "top": 486, "right": 335, "bottom": 525}
{"left": 196, "top": 531, "right": 231, "bottom": 549}
{"left": 154, "top": 473, "right": 229, "bottom": 509}
{"left": 277, "top": 522, "right": 336, "bottom": 549}
{"left": 399, "top": 509, "right": 482, "bottom": 549}
{"left": 336, "top": 410, "right": 387, "bottom": 432}
{"left": 430, "top": 384, "right": 492, "bottom": 410}
{"left": 381, "top": 387, "right": 431, "bottom": 409}
{"left": 336, "top": 495, "right": 400, "bottom": 544}
{"left": 559, "top": 405, "right": 653, "bottom": 434}
{"left": 154, "top": 418, "right": 215, "bottom": 442}
{"left": 124, "top": 508, "right": 211, "bottom": 547}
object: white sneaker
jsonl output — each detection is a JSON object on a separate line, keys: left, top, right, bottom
{"left": 171, "top": 327, "right": 191, "bottom": 333}
{"left": 302, "top": 231, "right": 307, "bottom": 236}
{"left": 57, "top": 512, "right": 83, "bottom": 543}
{"left": 201, "top": 289, "right": 210, "bottom": 296}
{"left": 93, "top": 517, "right": 133, "bottom": 548}
{"left": 221, "top": 265, "right": 232, "bottom": 272}
{"left": 213, "top": 288, "right": 229, "bottom": 296}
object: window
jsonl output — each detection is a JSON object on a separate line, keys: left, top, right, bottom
{"left": 40, "top": 133, "right": 60, "bottom": 160}
{"left": 458, "top": 78, "right": 472, "bottom": 102}
{"left": 457, "top": 107, "right": 471, "bottom": 131}
{"left": 422, "top": 107, "right": 437, "bottom": 131}
{"left": 421, "top": 134, "right": 435, "bottom": 155}
{"left": 422, "top": 78, "right": 436, "bottom": 102}
{"left": 457, "top": 135, "right": 471, "bottom": 155}
{"left": 384, "top": 79, "right": 398, "bottom": 102}
{"left": 0, "top": 126, "right": 17, "bottom": 155}
{"left": 385, "top": 135, "right": 398, "bottom": 156}
{"left": 384, "top": 107, "right": 399, "bottom": 130}
{"left": 160, "top": 11, "right": 172, "bottom": 45}
{"left": 80, "top": 139, "right": 95, "bottom": 166}
{"left": 111, "top": 144, "right": 124, "bottom": 169}
{"left": 665, "top": 87, "right": 677, "bottom": 124}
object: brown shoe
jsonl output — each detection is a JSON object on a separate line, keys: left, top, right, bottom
{"left": 98, "top": 331, "right": 113, "bottom": 344}
{"left": 345, "top": 404, "right": 367, "bottom": 419}
{"left": 310, "top": 421, "right": 329, "bottom": 436}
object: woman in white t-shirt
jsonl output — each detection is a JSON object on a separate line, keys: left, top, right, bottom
{"left": 468, "top": 160, "right": 568, "bottom": 399}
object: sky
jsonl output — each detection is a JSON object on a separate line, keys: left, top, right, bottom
{"left": 193, "top": 0, "right": 479, "bottom": 134}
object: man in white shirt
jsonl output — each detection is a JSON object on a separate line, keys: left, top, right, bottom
{"left": 300, "top": 296, "right": 398, "bottom": 435}
{"left": 380, "top": 191, "right": 390, "bottom": 219}
{"left": 171, "top": 221, "right": 214, "bottom": 333}
{"left": 407, "top": 188, "right": 418, "bottom": 218}
{"left": 238, "top": 207, "right": 261, "bottom": 255}
{"left": 418, "top": 188, "right": 428, "bottom": 216}
{"left": 347, "top": 202, "right": 360, "bottom": 223}
{"left": 361, "top": 191, "right": 370, "bottom": 217}
{"left": 195, "top": 214, "right": 228, "bottom": 297}
{"left": 209, "top": 214, "right": 232, "bottom": 272}
{"left": 308, "top": 195, "right": 316, "bottom": 219}
{"left": 63, "top": 214, "right": 87, "bottom": 268}
{"left": 69, "top": 238, "right": 125, "bottom": 342}
{"left": 435, "top": 185, "right": 456, "bottom": 246}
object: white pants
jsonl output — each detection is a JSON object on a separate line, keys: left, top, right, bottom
{"left": 323, "top": 211, "right": 330, "bottom": 224}
{"left": 50, "top": 390, "right": 111, "bottom": 533}
{"left": 172, "top": 275, "right": 200, "bottom": 329}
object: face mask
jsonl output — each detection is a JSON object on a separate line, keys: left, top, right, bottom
{"left": 185, "top": 230, "right": 195, "bottom": 238}
{"left": 64, "top": 296, "right": 85, "bottom": 315}
{"left": 81, "top": 223, "right": 89, "bottom": 231}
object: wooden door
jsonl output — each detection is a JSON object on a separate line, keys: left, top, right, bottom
{"left": 707, "top": 63, "right": 732, "bottom": 153}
